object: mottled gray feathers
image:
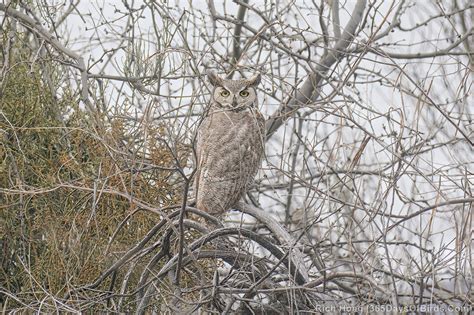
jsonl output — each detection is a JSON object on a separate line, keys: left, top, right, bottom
{"left": 195, "top": 71, "right": 265, "bottom": 215}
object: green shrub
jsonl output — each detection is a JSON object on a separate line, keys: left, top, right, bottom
{"left": 0, "top": 37, "right": 184, "bottom": 310}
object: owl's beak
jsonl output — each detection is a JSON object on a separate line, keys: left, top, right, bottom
{"left": 232, "top": 97, "right": 238, "bottom": 108}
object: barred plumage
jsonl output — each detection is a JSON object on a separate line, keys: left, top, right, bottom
{"left": 194, "top": 71, "right": 265, "bottom": 215}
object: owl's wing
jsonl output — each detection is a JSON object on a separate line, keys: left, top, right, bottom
{"left": 194, "top": 127, "right": 202, "bottom": 199}
{"left": 194, "top": 117, "right": 210, "bottom": 199}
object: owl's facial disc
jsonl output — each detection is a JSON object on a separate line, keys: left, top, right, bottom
{"left": 212, "top": 82, "right": 257, "bottom": 112}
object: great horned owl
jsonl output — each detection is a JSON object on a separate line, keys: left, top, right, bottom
{"left": 194, "top": 71, "right": 265, "bottom": 216}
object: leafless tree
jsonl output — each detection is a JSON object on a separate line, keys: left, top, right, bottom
{"left": 1, "top": 0, "right": 472, "bottom": 313}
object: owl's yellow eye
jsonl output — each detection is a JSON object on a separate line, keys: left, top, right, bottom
{"left": 220, "top": 90, "right": 230, "bottom": 97}
{"left": 240, "top": 90, "right": 249, "bottom": 97}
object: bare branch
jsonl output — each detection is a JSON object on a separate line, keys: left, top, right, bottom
{"left": 265, "top": 0, "right": 367, "bottom": 139}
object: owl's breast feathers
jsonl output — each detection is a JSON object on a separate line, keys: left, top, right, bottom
{"left": 195, "top": 109, "right": 265, "bottom": 215}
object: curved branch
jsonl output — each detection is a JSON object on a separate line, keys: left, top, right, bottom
{"left": 265, "top": 0, "right": 367, "bottom": 139}
{"left": 236, "top": 202, "right": 310, "bottom": 282}
{"left": 69, "top": 206, "right": 221, "bottom": 294}
{"left": 136, "top": 226, "right": 309, "bottom": 314}
{"left": 137, "top": 249, "right": 258, "bottom": 314}
{"left": 169, "top": 227, "right": 307, "bottom": 284}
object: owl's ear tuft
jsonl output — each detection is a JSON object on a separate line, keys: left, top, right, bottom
{"left": 207, "top": 70, "right": 224, "bottom": 86}
{"left": 246, "top": 73, "right": 261, "bottom": 87}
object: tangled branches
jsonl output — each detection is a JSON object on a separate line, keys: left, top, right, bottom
{"left": 1, "top": 0, "right": 472, "bottom": 313}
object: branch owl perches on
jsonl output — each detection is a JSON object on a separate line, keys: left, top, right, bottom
{"left": 194, "top": 71, "right": 265, "bottom": 216}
